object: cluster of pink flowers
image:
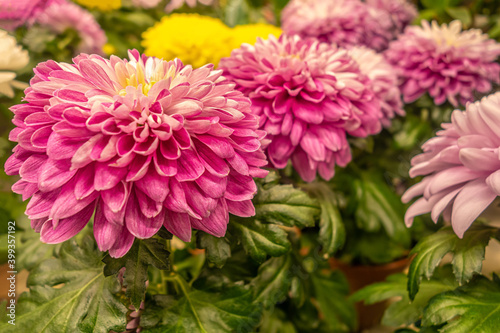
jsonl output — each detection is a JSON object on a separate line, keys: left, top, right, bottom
{"left": 281, "top": 0, "right": 415, "bottom": 51}
{"left": 5, "top": 50, "right": 268, "bottom": 257}
{"left": 403, "top": 92, "right": 500, "bottom": 237}
{"left": 386, "top": 20, "right": 500, "bottom": 106}
{"left": 219, "top": 35, "right": 385, "bottom": 182}
{"left": 0, "top": 0, "right": 106, "bottom": 54}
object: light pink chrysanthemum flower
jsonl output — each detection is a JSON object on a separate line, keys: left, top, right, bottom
{"left": 219, "top": 35, "right": 382, "bottom": 182}
{"left": 281, "top": 0, "right": 394, "bottom": 51}
{"left": 386, "top": 20, "right": 500, "bottom": 107}
{"left": 366, "top": 0, "right": 417, "bottom": 33}
{"left": 403, "top": 92, "right": 500, "bottom": 237}
{"left": 132, "top": 0, "right": 161, "bottom": 8}
{"left": 349, "top": 46, "right": 404, "bottom": 127}
{"left": 34, "top": 0, "right": 106, "bottom": 54}
{"left": 0, "top": 0, "right": 50, "bottom": 30}
{"left": 165, "top": 0, "right": 213, "bottom": 13}
{"left": 4, "top": 50, "right": 268, "bottom": 257}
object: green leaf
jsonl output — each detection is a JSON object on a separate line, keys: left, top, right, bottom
{"left": 445, "top": 7, "right": 472, "bottom": 27}
{"left": 230, "top": 218, "right": 290, "bottom": 263}
{"left": 351, "top": 266, "right": 458, "bottom": 327}
{"left": 142, "top": 276, "right": 261, "bottom": 333}
{"left": 197, "top": 233, "right": 231, "bottom": 268}
{"left": 224, "top": 0, "right": 250, "bottom": 27}
{"left": 259, "top": 308, "right": 298, "bottom": 333}
{"left": 251, "top": 255, "right": 292, "bottom": 307}
{"left": 354, "top": 174, "right": 410, "bottom": 245}
{"left": 17, "top": 227, "right": 59, "bottom": 271}
{"left": 303, "top": 183, "right": 345, "bottom": 255}
{"left": 0, "top": 237, "right": 127, "bottom": 333}
{"left": 311, "top": 271, "right": 357, "bottom": 332}
{"left": 103, "top": 238, "right": 170, "bottom": 310}
{"left": 422, "top": 276, "right": 500, "bottom": 332}
{"left": 254, "top": 183, "right": 320, "bottom": 228}
{"left": 407, "top": 224, "right": 497, "bottom": 300}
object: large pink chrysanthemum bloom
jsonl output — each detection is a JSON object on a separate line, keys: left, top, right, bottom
{"left": 366, "top": 0, "right": 417, "bottom": 33}
{"left": 165, "top": 0, "right": 213, "bottom": 13}
{"left": 281, "top": 0, "right": 394, "bottom": 51}
{"left": 34, "top": 0, "right": 107, "bottom": 54}
{"left": 4, "top": 50, "right": 268, "bottom": 257}
{"left": 219, "top": 35, "right": 382, "bottom": 182}
{"left": 349, "top": 46, "right": 404, "bottom": 127}
{"left": 385, "top": 20, "right": 500, "bottom": 107}
{"left": 0, "top": 0, "right": 50, "bottom": 30}
{"left": 403, "top": 92, "right": 500, "bottom": 237}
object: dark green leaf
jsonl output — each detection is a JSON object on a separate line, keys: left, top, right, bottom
{"left": 230, "top": 218, "right": 290, "bottom": 263}
{"left": 303, "top": 183, "right": 345, "bottom": 255}
{"left": 407, "top": 224, "right": 497, "bottom": 300}
{"left": 197, "top": 233, "right": 230, "bottom": 268}
{"left": 254, "top": 183, "right": 320, "bottom": 228}
{"left": 422, "top": 276, "right": 500, "bottom": 332}
{"left": 351, "top": 266, "right": 458, "bottom": 326}
{"left": 0, "top": 237, "right": 127, "bottom": 333}
{"left": 103, "top": 238, "right": 170, "bottom": 309}
{"left": 251, "top": 255, "right": 292, "bottom": 307}
{"left": 353, "top": 174, "right": 410, "bottom": 246}
{"left": 142, "top": 277, "right": 261, "bottom": 333}
{"left": 311, "top": 271, "right": 356, "bottom": 332}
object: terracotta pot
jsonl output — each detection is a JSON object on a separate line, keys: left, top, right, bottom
{"left": 329, "top": 257, "right": 411, "bottom": 332}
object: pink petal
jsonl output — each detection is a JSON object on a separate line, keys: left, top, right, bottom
{"left": 227, "top": 199, "right": 255, "bottom": 217}
{"left": 451, "top": 179, "right": 497, "bottom": 238}
{"left": 40, "top": 202, "right": 95, "bottom": 244}
{"left": 163, "top": 210, "right": 192, "bottom": 242}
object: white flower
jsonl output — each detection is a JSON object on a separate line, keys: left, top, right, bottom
{"left": 0, "top": 30, "right": 29, "bottom": 98}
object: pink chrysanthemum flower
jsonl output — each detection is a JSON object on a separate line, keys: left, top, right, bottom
{"left": 349, "top": 46, "right": 404, "bottom": 127}
{"left": 34, "top": 0, "right": 106, "bottom": 54}
{"left": 4, "top": 50, "right": 268, "bottom": 257}
{"left": 219, "top": 35, "right": 382, "bottom": 182}
{"left": 366, "top": 0, "right": 417, "bottom": 33}
{"left": 403, "top": 92, "right": 500, "bottom": 237}
{"left": 0, "top": 0, "right": 50, "bottom": 30}
{"left": 281, "top": 0, "right": 394, "bottom": 51}
{"left": 385, "top": 20, "right": 500, "bottom": 107}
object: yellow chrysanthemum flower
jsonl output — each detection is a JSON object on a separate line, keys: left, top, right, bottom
{"left": 74, "top": 0, "right": 121, "bottom": 11}
{"left": 142, "top": 14, "right": 234, "bottom": 68}
{"left": 231, "top": 23, "right": 282, "bottom": 49}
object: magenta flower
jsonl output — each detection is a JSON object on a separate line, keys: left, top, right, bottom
{"left": 385, "top": 20, "right": 500, "bottom": 106}
{"left": 34, "top": 0, "right": 106, "bottom": 54}
{"left": 219, "top": 35, "right": 382, "bottom": 182}
{"left": 403, "top": 92, "right": 500, "bottom": 237}
{"left": 349, "top": 46, "right": 404, "bottom": 127}
{"left": 281, "top": 0, "right": 394, "bottom": 51}
{"left": 366, "top": 0, "right": 417, "bottom": 33}
{"left": 4, "top": 50, "right": 268, "bottom": 257}
{"left": 0, "top": 0, "right": 50, "bottom": 30}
